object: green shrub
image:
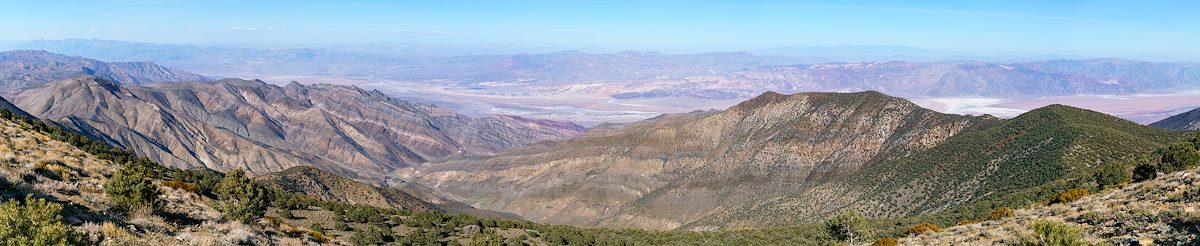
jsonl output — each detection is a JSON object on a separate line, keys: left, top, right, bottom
{"left": 1077, "top": 211, "right": 1104, "bottom": 224}
{"left": 0, "top": 195, "right": 84, "bottom": 245}
{"left": 1017, "top": 220, "right": 1085, "bottom": 246}
{"left": 173, "top": 168, "right": 222, "bottom": 197}
{"left": 349, "top": 226, "right": 393, "bottom": 246}
{"left": 905, "top": 223, "right": 940, "bottom": 235}
{"left": 104, "top": 163, "right": 161, "bottom": 212}
{"left": 1092, "top": 162, "right": 1130, "bottom": 189}
{"left": 333, "top": 219, "right": 350, "bottom": 231}
{"left": 469, "top": 229, "right": 505, "bottom": 246}
{"left": 1132, "top": 162, "right": 1158, "bottom": 182}
{"left": 277, "top": 208, "right": 293, "bottom": 219}
{"left": 1160, "top": 142, "right": 1200, "bottom": 172}
{"left": 988, "top": 207, "right": 1015, "bottom": 220}
{"left": 308, "top": 223, "right": 324, "bottom": 234}
{"left": 1051, "top": 189, "right": 1089, "bottom": 204}
{"left": 823, "top": 211, "right": 866, "bottom": 244}
{"left": 216, "top": 169, "right": 270, "bottom": 223}
{"left": 870, "top": 237, "right": 899, "bottom": 246}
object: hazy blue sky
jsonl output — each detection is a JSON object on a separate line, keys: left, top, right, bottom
{"left": 2, "top": 0, "right": 1198, "bottom": 58}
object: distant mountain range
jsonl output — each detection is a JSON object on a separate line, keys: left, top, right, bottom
{"left": 0, "top": 50, "right": 208, "bottom": 96}
{"left": 21, "top": 39, "right": 1200, "bottom": 99}
{"left": 614, "top": 59, "right": 1200, "bottom": 99}
{"left": 400, "top": 90, "right": 1184, "bottom": 230}
{"left": 16, "top": 39, "right": 1200, "bottom": 127}
{"left": 20, "top": 39, "right": 811, "bottom": 84}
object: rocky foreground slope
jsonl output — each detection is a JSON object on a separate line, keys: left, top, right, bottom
{"left": 12, "top": 76, "right": 585, "bottom": 180}
{"left": 898, "top": 165, "right": 1200, "bottom": 245}
{"left": 401, "top": 91, "right": 1183, "bottom": 230}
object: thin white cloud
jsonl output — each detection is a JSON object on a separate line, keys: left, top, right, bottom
{"left": 392, "top": 29, "right": 453, "bottom": 35}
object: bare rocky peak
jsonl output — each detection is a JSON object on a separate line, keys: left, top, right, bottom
{"left": 12, "top": 76, "right": 586, "bottom": 180}
{"left": 402, "top": 90, "right": 992, "bottom": 229}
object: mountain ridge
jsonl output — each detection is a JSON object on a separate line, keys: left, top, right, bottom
{"left": 13, "top": 76, "right": 586, "bottom": 180}
{"left": 400, "top": 90, "right": 996, "bottom": 229}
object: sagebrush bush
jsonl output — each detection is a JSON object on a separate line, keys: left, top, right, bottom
{"left": 277, "top": 208, "right": 293, "bottom": 219}
{"left": 870, "top": 237, "right": 898, "bottom": 246}
{"left": 905, "top": 223, "right": 940, "bottom": 235}
{"left": 1051, "top": 189, "right": 1089, "bottom": 204}
{"left": 162, "top": 180, "right": 197, "bottom": 193}
{"left": 0, "top": 195, "right": 84, "bottom": 245}
{"left": 216, "top": 169, "right": 271, "bottom": 223}
{"left": 1017, "top": 220, "right": 1085, "bottom": 246}
{"left": 334, "top": 220, "right": 351, "bottom": 231}
{"left": 988, "top": 207, "right": 1015, "bottom": 220}
{"left": 33, "top": 160, "right": 69, "bottom": 181}
{"left": 105, "top": 163, "right": 161, "bottom": 212}
{"left": 1076, "top": 211, "right": 1104, "bottom": 224}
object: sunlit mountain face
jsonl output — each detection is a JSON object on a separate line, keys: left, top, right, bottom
{"left": 2, "top": 1, "right": 1199, "bottom": 245}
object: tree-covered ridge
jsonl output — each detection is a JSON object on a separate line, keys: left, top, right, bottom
{"left": 693, "top": 104, "right": 1184, "bottom": 231}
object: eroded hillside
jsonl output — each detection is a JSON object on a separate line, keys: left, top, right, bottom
{"left": 12, "top": 76, "right": 585, "bottom": 180}
{"left": 400, "top": 91, "right": 998, "bottom": 229}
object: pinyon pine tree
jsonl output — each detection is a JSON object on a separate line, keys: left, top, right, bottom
{"left": 216, "top": 169, "right": 270, "bottom": 223}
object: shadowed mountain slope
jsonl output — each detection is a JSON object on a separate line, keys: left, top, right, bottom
{"left": 0, "top": 96, "right": 29, "bottom": 118}
{"left": 1151, "top": 107, "right": 1200, "bottom": 130}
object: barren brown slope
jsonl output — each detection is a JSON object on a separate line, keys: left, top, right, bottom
{"left": 260, "top": 166, "right": 521, "bottom": 220}
{"left": 399, "top": 91, "right": 996, "bottom": 229}
{"left": 259, "top": 166, "right": 438, "bottom": 211}
{"left": 12, "top": 76, "right": 585, "bottom": 180}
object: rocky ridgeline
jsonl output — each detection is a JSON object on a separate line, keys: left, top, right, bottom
{"left": 11, "top": 76, "right": 586, "bottom": 180}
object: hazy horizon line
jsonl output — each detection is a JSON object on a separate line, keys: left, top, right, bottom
{"left": 3, "top": 38, "right": 1197, "bottom": 63}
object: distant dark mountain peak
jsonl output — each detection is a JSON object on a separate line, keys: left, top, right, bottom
{"left": 1151, "top": 107, "right": 1200, "bottom": 130}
